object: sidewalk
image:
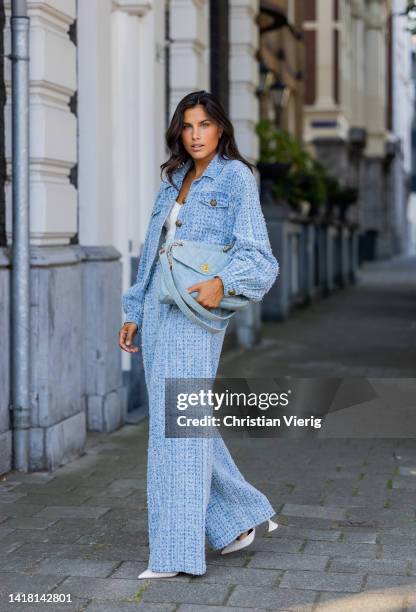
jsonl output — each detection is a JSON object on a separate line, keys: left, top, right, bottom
{"left": 1, "top": 255, "right": 415, "bottom": 611}
{"left": 1, "top": 427, "right": 416, "bottom": 611}
{"left": 221, "top": 254, "right": 416, "bottom": 378}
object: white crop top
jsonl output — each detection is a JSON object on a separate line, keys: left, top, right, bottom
{"left": 164, "top": 200, "right": 183, "bottom": 241}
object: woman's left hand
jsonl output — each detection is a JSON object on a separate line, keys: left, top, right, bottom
{"left": 186, "top": 277, "right": 224, "bottom": 309}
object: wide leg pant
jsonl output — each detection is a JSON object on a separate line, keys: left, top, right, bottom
{"left": 140, "top": 259, "right": 276, "bottom": 575}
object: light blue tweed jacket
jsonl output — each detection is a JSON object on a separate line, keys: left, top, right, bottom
{"left": 122, "top": 151, "right": 279, "bottom": 326}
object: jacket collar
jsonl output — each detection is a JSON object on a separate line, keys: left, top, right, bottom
{"left": 161, "top": 151, "right": 229, "bottom": 191}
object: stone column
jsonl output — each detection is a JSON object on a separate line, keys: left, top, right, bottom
{"left": 349, "top": 0, "right": 367, "bottom": 217}
{"left": 306, "top": 0, "right": 350, "bottom": 184}
{"left": 78, "top": 0, "right": 113, "bottom": 247}
{"left": 111, "top": 0, "right": 166, "bottom": 420}
{"left": 360, "top": 0, "right": 389, "bottom": 259}
{"left": 169, "top": 0, "right": 209, "bottom": 114}
{"left": 350, "top": 0, "right": 366, "bottom": 129}
{"left": 315, "top": 0, "right": 335, "bottom": 109}
{"left": 228, "top": 0, "right": 264, "bottom": 347}
{"left": 391, "top": 0, "right": 414, "bottom": 255}
{"left": 229, "top": 0, "right": 258, "bottom": 158}
{"left": 364, "top": 0, "right": 386, "bottom": 158}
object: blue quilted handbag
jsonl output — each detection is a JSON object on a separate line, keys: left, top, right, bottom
{"left": 158, "top": 239, "right": 250, "bottom": 333}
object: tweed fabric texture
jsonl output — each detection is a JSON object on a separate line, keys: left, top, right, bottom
{"left": 141, "top": 260, "right": 276, "bottom": 575}
{"left": 122, "top": 152, "right": 279, "bottom": 575}
{"left": 122, "top": 152, "right": 280, "bottom": 326}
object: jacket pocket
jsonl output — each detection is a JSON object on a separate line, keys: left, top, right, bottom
{"left": 194, "top": 190, "right": 232, "bottom": 239}
{"left": 198, "top": 190, "right": 230, "bottom": 209}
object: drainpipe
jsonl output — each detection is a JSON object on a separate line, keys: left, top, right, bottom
{"left": 10, "top": 0, "right": 30, "bottom": 471}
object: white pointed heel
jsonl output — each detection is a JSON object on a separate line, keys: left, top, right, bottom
{"left": 221, "top": 517, "right": 279, "bottom": 555}
{"left": 221, "top": 526, "right": 256, "bottom": 555}
{"left": 138, "top": 568, "right": 179, "bottom": 579}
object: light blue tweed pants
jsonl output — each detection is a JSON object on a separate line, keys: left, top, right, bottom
{"left": 141, "top": 259, "right": 276, "bottom": 575}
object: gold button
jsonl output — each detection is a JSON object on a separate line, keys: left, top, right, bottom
{"left": 228, "top": 289, "right": 236, "bottom": 296}
{"left": 175, "top": 219, "right": 182, "bottom": 227}
{"left": 210, "top": 199, "right": 217, "bottom": 207}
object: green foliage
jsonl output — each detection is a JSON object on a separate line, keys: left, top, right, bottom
{"left": 256, "top": 120, "right": 327, "bottom": 208}
{"left": 256, "top": 119, "right": 304, "bottom": 165}
{"left": 404, "top": 0, "right": 416, "bottom": 14}
{"left": 325, "top": 176, "right": 358, "bottom": 206}
{"left": 255, "top": 119, "right": 358, "bottom": 213}
{"left": 403, "top": 1, "right": 416, "bottom": 33}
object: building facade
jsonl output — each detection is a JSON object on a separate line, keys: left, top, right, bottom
{"left": 0, "top": 0, "right": 265, "bottom": 474}
{"left": 302, "top": 0, "right": 414, "bottom": 260}
{"left": 0, "top": 0, "right": 412, "bottom": 475}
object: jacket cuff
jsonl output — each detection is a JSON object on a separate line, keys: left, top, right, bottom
{"left": 122, "top": 301, "right": 144, "bottom": 329}
{"left": 124, "top": 318, "right": 139, "bottom": 327}
{"left": 214, "top": 273, "right": 239, "bottom": 298}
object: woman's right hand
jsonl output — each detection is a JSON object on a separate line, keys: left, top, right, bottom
{"left": 119, "top": 322, "right": 139, "bottom": 353}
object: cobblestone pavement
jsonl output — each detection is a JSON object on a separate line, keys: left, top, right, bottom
{"left": 2, "top": 430, "right": 416, "bottom": 611}
{"left": 0, "top": 255, "right": 415, "bottom": 611}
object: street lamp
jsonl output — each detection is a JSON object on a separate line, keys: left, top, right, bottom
{"left": 257, "top": 62, "right": 290, "bottom": 124}
{"left": 270, "top": 80, "right": 290, "bottom": 112}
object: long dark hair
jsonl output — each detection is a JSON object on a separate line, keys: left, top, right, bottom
{"left": 160, "top": 90, "right": 255, "bottom": 186}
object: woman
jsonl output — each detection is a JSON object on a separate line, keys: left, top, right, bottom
{"left": 118, "top": 90, "right": 280, "bottom": 579}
